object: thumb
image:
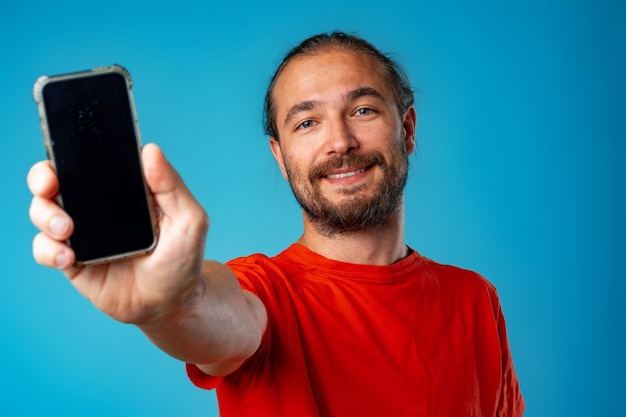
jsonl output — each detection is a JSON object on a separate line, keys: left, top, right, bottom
{"left": 141, "top": 143, "right": 202, "bottom": 220}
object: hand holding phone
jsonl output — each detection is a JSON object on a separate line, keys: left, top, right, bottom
{"left": 28, "top": 141, "right": 211, "bottom": 322}
{"left": 33, "top": 65, "right": 158, "bottom": 267}
{"left": 29, "top": 67, "right": 216, "bottom": 340}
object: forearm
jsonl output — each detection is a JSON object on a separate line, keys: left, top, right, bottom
{"left": 137, "top": 260, "right": 267, "bottom": 369}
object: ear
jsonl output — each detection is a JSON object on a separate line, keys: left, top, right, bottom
{"left": 402, "top": 106, "right": 417, "bottom": 155}
{"left": 269, "top": 137, "right": 288, "bottom": 179}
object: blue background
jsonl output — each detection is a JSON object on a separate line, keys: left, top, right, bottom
{"left": 1, "top": 0, "right": 624, "bottom": 415}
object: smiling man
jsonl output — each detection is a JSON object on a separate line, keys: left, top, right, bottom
{"left": 270, "top": 47, "right": 414, "bottom": 245}
{"left": 28, "top": 31, "right": 524, "bottom": 416}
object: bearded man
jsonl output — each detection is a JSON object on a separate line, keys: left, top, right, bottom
{"left": 28, "top": 31, "right": 524, "bottom": 416}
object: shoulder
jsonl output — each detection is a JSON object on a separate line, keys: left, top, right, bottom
{"left": 225, "top": 247, "right": 301, "bottom": 297}
{"left": 225, "top": 253, "right": 277, "bottom": 292}
{"left": 226, "top": 244, "right": 310, "bottom": 277}
{"left": 416, "top": 254, "right": 501, "bottom": 303}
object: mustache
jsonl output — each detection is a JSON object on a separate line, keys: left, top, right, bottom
{"left": 308, "top": 152, "right": 385, "bottom": 183}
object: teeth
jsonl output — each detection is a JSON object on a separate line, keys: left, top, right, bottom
{"left": 326, "top": 168, "right": 365, "bottom": 179}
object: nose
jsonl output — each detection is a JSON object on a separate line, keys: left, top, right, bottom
{"left": 325, "top": 116, "right": 359, "bottom": 156}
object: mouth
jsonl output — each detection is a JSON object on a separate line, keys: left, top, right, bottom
{"left": 324, "top": 167, "right": 368, "bottom": 180}
{"left": 309, "top": 153, "right": 384, "bottom": 184}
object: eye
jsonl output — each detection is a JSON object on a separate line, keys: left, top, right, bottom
{"left": 355, "top": 107, "right": 375, "bottom": 116}
{"left": 297, "top": 119, "right": 315, "bottom": 130}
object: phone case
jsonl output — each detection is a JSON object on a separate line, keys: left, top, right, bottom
{"left": 33, "top": 65, "right": 135, "bottom": 159}
{"left": 33, "top": 65, "right": 159, "bottom": 267}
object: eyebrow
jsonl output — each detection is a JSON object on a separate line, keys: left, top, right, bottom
{"left": 283, "top": 100, "right": 320, "bottom": 128}
{"left": 346, "top": 87, "right": 386, "bottom": 103}
{"left": 282, "top": 87, "right": 387, "bottom": 128}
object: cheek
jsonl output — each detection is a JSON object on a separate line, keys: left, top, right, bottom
{"left": 282, "top": 145, "right": 319, "bottom": 176}
{"left": 353, "top": 120, "right": 399, "bottom": 146}
{"left": 282, "top": 152, "right": 309, "bottom": 183}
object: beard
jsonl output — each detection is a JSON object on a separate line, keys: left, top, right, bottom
{"left": 283, "top": 140, "right": 409, "bottom": 237}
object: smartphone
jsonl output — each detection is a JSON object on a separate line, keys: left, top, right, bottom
{"left": 33, "top": 65, "right": 158, "bottom": 267}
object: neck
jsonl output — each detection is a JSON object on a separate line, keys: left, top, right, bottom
{"left": 297, "top": 207, "right": 408, "bottom": 266}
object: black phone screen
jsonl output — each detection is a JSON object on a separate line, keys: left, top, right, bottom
{"left": 42, "top": 72, "right": 156, "bottom": 264}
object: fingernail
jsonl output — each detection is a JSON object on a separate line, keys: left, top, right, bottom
{"left": 32, "top": 172, "right": 46, "bottom": 193}
{"left": 55, "top": 251, "right": 70, "bottom": 268}
{"left": 49, "top": 216, "right": 69, "bottom": 237}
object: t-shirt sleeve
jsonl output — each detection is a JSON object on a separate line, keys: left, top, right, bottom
{"left": 186, "top": 363, "right": 226, "bottom": 390}
{"left": 489, "top": 287, "right": 525, "bottom": 416}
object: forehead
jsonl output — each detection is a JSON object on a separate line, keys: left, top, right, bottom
{"left": 272, "top": 49, "right": 394, "bottom": 113}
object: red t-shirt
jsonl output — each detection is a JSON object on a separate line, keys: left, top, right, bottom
{"left": 187, "top": 244, "right": 524, "bottom": 416}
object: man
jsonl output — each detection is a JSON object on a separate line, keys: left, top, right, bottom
{"left": 28, "top": 31, "right": 524, "bottom": 416}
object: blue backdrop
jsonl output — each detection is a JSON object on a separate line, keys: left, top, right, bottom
{"left": 2, "top": 1, "right": 624, "bottom": 415}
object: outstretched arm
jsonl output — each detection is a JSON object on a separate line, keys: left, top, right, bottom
{"left": 27, "top": 143, "right": 266, "bottom": 376}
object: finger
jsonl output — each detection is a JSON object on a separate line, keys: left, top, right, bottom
{"left": 27, "top": 160, "right": 58, "bottom": 198}
{"left": 29, "top": 196, "right": 74, "bottom": 241}
{"left": 33, "top": 232, "right": 75, "bottom": 269}
{"left": 142, "top": 143, "right": 209, "bottom": 230}
{"left": 142, "top": 143, "right": 188, "bottom": 198}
